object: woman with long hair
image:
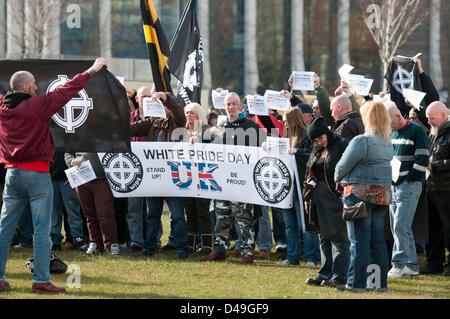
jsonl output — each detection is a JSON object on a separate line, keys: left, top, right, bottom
{"left": 278, "top": 108, "right": 320, "bottom": 267}
{"left": 335, "top": 101, "right": 393, "bottom": 292}
{"left": 184, "top": 103, "right": 213, "bottom": 255}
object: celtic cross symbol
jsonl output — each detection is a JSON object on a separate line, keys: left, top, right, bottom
{"left": 48, "top": 75, "right": 93, "bottom": 133}
{"left": 255, "top": 161, "right": 290, "bottom": 201}
{"left": 392, "top": 66, "right": 414, "bottom": 95}
{"left": 103, "top": 154, "right": 141, "bottom": 191}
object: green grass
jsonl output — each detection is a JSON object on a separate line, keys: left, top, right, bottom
{"left": 1, "top": 212, "right": 449, "bottom": 299}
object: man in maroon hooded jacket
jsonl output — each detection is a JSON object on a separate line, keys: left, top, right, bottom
{"left": 0, "top": 58, "right": 107, "bottom": 294}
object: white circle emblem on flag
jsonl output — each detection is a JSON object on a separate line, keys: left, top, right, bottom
{"left": 253, "top": 157, "right": 292, "bottom": 205}
{"left": 392, "top": 66, "right": 414, "bottom": 95}
{"left": 47, "top": 75, "right": 93, "bottom": 133}
{"left": 102, "top": 153, "right": 143, "bottom": 193}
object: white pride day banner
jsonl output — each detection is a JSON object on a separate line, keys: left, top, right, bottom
{"left": 98, "top": 142, "right": 295, "bottom": 209}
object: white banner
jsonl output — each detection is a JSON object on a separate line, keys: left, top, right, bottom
{"left": 98, "top": 142, "right": 295, "bottom": 209}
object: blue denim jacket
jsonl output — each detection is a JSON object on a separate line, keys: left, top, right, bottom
{"left": 334, "top": 133, "right": 393, "bottom": 186}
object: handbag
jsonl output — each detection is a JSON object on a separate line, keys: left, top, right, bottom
{"left": 342, "top": 137, "right": 369, "bottom": 222}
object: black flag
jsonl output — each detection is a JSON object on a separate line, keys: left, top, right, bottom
{"left": 385, "top": 56, "right": 424, "bottom": 118}
{"left": 168, "top": 0, "right": 203, "bottom": 107}
{"left": 0, "top": 60, "right": 131, "bottom": 153}
{"left": 140, "top": 0, "right": 173, "bottom": 93}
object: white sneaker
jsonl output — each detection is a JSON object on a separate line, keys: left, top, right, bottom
{"left": 402, "top": 266, "right": 419, "bottom": 277}
{"left": 277, "top": 259, "right": 294, "bottom": 266}
{"left": 388, "top": 267, "right": 405, "bottom": 278}
{"left": 109, "top": 243, "right": 120, "bottom": 256}
{"left": 305, "top": 262, "right": 318, "bottom": 268}
{"left": 85, "top": 242, "right": 98, "bottom": 255}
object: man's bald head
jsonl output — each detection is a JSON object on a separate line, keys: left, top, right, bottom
{"left": 384, "top": 101, "right": 406, "bottom": 131}
{"left": 426, "top": 101, "right": 449, "bottom": 129}
{"left": 136, "top": 86, "right": 152, "bottom": 108}
{"left": 330, "top": 95, "right": 352, "bottom": 121}
{"left": 10, "top": 71, "right": 37, "bottom": 95}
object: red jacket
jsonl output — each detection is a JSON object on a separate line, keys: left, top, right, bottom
{"left": 0, "top": 72, "right": 91, "bottom": 164}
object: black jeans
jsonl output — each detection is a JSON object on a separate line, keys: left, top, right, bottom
{"left": 426, "top": 192, "right": 450, "bottom": 266}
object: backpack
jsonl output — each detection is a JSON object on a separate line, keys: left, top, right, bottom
{"left": 26, "top": 254, "right": 68, "bottom": 274}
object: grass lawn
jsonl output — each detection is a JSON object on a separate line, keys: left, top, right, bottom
{"left": 0, "top": 212, "right": 449, "bottom": 299}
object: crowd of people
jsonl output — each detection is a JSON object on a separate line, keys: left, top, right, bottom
{"left": 0, "top": 56, "right": 449, "bottom": 294}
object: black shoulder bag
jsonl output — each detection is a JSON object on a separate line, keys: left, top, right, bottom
{"left": 342, "top": 137, "right": 369, "bottom": 222}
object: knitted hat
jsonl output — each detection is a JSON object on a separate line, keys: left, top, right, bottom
{"left": 307, "top": 116, "right": 331, "bottom": 140}
{"left": 297, "top": 103, "right": 313, "bottom": 114}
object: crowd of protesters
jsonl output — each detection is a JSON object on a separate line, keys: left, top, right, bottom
{"left": 0, "top": 56, "right": 449, "bottom": 294}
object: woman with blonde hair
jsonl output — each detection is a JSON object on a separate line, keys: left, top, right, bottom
{"left": 335, "top": 101, "right": 393, "bottom": 292}
{"left": 183, "top": 103, "right": 213, "bottom": 255}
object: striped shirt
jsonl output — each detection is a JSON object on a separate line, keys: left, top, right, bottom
{"left": 391, "top": 121, "right": 429, "bottom": 186}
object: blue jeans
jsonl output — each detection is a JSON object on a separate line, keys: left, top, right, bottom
{"left": 271, "top": 207, "right": 287, "bottom": 245}
{"left": 144, "top": 197, "right": 188, "bottom": 256}
{"left": 345, "top": 194, "right": 389, "bottom": 292}
{"left": 0, "top": 169, "right": 53, "bottom": 283}
{"left": 50, "top": 181, "right": 84, "bottom": 245}
{"left": 127, "top": 197, "right": 146, "bottom": 248}
{"left": 317, "top": 237, "right": 349, "bottom": 285}
{"left": 256, "top": 206, "right": 273, "bottom": 251}
{"left": 282, "top": 190, "right": 320, "bottom": 264}
{"left": 390, "top": 182, "right": 422, "bottom": 272}
{"left": 16, "top": 204, "right": 33, "bottom": 247}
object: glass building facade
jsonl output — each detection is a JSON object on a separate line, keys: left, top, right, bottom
{"left": 2, "top": 0, "right": 448, "bottom": 98}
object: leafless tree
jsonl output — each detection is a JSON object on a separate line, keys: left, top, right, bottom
{"left": 358, "top": 0, "right": 431, "bottom": 78}
{"left": 3, "top": 0, "right": 79, "bottom": 59}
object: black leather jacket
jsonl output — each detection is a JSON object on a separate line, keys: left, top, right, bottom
{"left": 427, "top": 120, "right": 450, "bottom": 192}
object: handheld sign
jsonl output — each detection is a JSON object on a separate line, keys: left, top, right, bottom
{"left": 212, "top": 90, "right": 229, "bottom": 110}
{"left": 292, "top": 71, "right": 315, "bottom": 91}
{"left": 246, "top": 95, "right": 268, "bottom": 116}
{"left": 143, "top": 98, "right": 166, "bottom": 118}
{"left": 65, "top": 160, "right": 97, "bottom": 189}
{"left": 264, "top": 90, "right": 290, "bottom": 111}
{"left": 402, "top": 89, "right": 427, "bottom": 110}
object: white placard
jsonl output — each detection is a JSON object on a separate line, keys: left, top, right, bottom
{"left": 266, "top": 137, "right": 290, "bottom": 157}
{"left": 264, "top": 90, "right": 290, "bottom": 111}
{"left": 373, "top": 94, "right": 391, "bottom": 102}
{"left": 292, "top": 71, "right": 315, "bottom": 91}
{"left": 347, "top": 75, "right": 374, "bottom": 96}
{"left": 339, "top": 64, "right": 354, "bottom": 81}
{"left": 247, "top": 95, "right": 268, "bottom": 116}
{"left": 98, "top": 142, "right": 295, "bottom": 209}
{"left": 391, "top": 157, "right": 402, "bottom": 183}
{"left": 143, "top": 98, "right": 166, "bottom": 118}
{"left": 403, "top": 89, "right": 427, "bottom": 110}
{"left": 212, "top": 90, "right": 229, "bottom": 109}
{"left": 65, "top": 160, "right": 97, "bottom": 189}
{"left": 217, "top": 115, "right": 228, "bottom": 126}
